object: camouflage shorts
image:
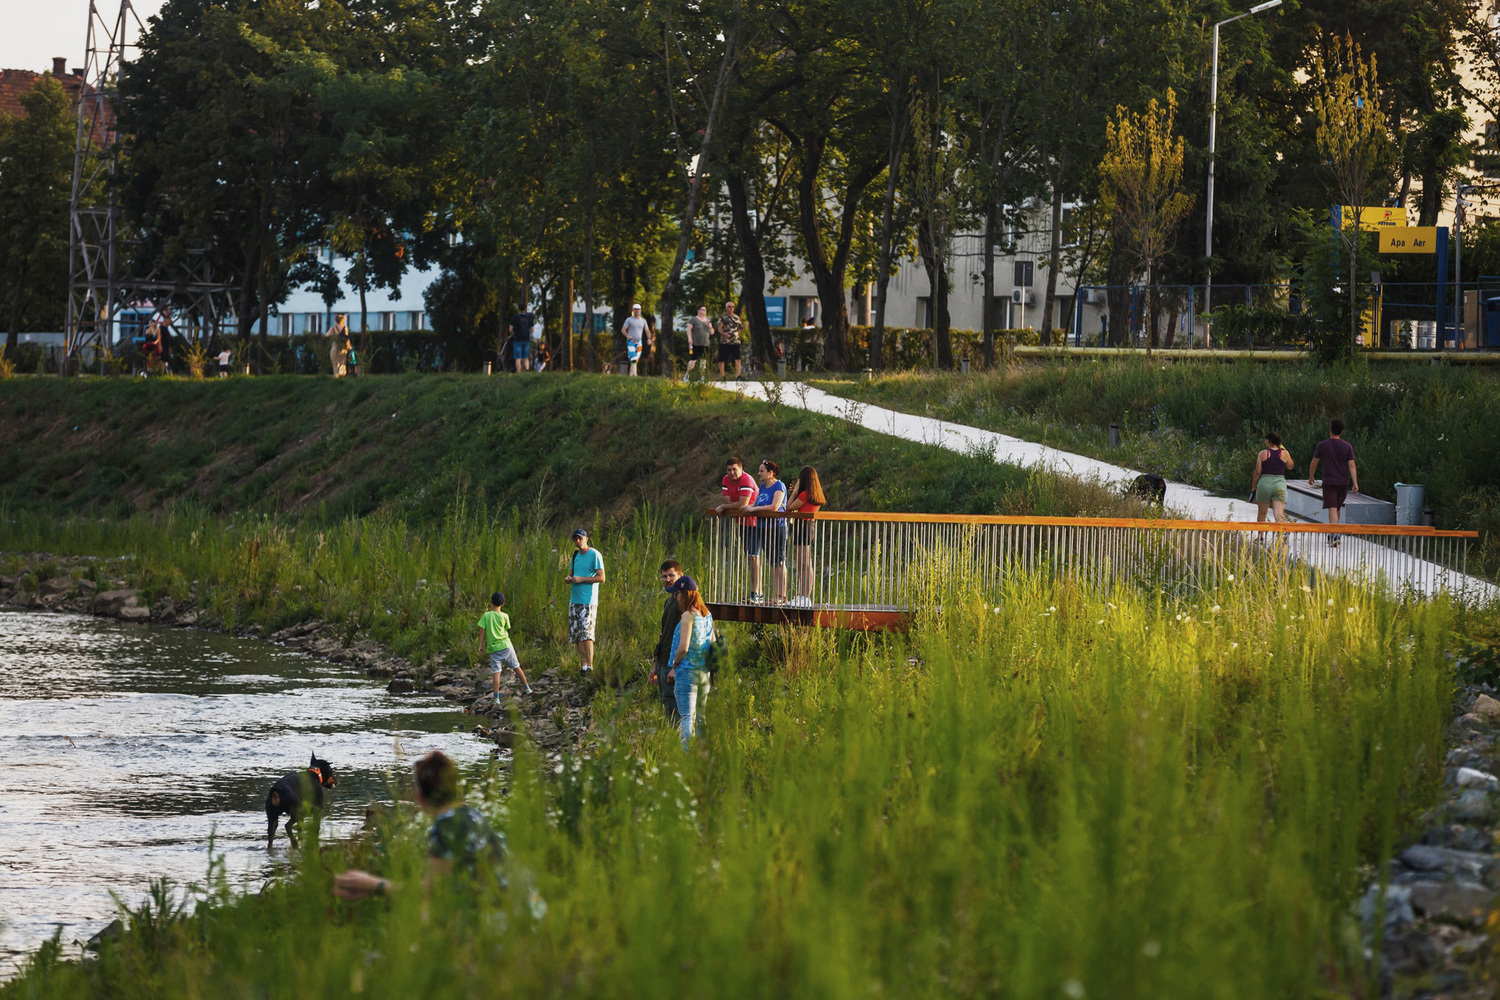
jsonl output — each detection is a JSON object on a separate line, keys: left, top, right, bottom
{"left": 568, "top": 602, "right": 597, "bottom": 643}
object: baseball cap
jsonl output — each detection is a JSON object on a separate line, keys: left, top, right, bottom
{"left": 666, "top": 575, "right": 699, "bottom": 593}
{"left": 572, "top": 528, "right": 589, "bottom": 539}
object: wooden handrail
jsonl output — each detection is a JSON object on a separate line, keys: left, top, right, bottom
{"left": 703, "top": 509, "right": 1478, "bottom": 539}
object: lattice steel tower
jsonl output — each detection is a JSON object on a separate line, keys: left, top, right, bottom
{"left": 66, "top": 0, "right": 236, "bottom": 364}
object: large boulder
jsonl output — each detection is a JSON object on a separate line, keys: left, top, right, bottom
{"left": 38, "top": 576, "right": 73, "bottom": 599}
{"left": 92, "top": 589, "right": 145, "bottom": 618}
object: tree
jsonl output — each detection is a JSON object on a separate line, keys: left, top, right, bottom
{"left": 0, "top": 75, "right": 74, "bottom": 352}
{"left": 1311, "top": 34, "right": 1394, "bottom": 360}
{"left": 1098, "top": 90, "right": 1196, "bottom": 349}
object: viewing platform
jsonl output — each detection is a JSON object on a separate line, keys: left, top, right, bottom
{"left": 702, "top": 511, "right": 1487, "bottom": 630}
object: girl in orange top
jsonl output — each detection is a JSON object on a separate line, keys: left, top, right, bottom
{"left": 786, "top": 466, "right": 826, "bottom": 607}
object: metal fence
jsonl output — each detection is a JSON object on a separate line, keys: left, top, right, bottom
{"left": 703, "top": 512, "right": 1486, "bottom": 627}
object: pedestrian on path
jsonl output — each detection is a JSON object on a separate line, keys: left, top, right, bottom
{"left": 665, "top": 575, "right": 715, "bottom": 750}
{"left": 327, "top": 314, "right": 350, "bottom": 378}
{"left": 476, "top": 591, "right": 531, "bottom": 703}
{"left": 509, "top": 307, "right": 535, "bottom": 372}
{"left": 687, "top": 306, "right": 713, "bottom": 380}
{"left": 716, "top": 301, "right": 743, "bottom": 380}
{"left": 564, "top": 528, "right": 605, "bottom": 673}
{"left": 654, "top": 560, "right": 687, "bottom": 720}
{"left": 1251, "top": 432, "right": 1294, "bottom": 524}
{"left": 1308, "top": 419, "right": 1359, "bottom": 542}
{"left": 786, "top": 465, "right": 825, "bottom": 607}
{"left": 621, "top": 304, "right": 650, "bottom": 376}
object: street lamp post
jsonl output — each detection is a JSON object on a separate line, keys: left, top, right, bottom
{"left": 1454, "top": 183, "right": 1471, "bottom": 352}
{"left": 1205, "top": 0, "right": 1282, "bottom": 349}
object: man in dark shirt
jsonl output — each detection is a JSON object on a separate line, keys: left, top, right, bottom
{"left": 1308, "top": 418, "right": 1359, "bottom": 529}
{"left": 654, "top": 560, "right": 685, "bottom": 720}
{"left": 509, "top": 308, "right": 535, "bottom": 372}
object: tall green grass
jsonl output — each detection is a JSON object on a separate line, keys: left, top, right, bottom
{"left": 2, "top": 527, "right": 1455, "bottom": 998}
{"left": 0, "top": 502, "right": 693, "bottom": 685}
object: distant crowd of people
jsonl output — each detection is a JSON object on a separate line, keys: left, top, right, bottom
{"left": 496, "top": 300, "right": 798, "bottom": 379}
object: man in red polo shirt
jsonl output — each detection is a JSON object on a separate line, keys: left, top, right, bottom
{"left": 715, "top": 456, "right": 758, "bottom": 601}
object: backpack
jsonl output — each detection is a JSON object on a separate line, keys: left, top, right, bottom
{"left": 703, "top": 629, "right": 728, "bottom": 679}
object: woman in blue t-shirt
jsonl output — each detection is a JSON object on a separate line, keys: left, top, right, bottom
{"left": 665, "top": 576, "right": 716, "bottom": 749}
{"left": 745, "top": 459, "right": 788, "bottom": 604}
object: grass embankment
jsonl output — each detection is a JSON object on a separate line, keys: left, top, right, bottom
{"left": 0, "top": 373, "right": 1145, "bottom": 525}
{"left": 2, "top": 546, "right": 1459, "bottom": 998}
{"left": 818, "top": 360, "right": 1500, "bottom": 567}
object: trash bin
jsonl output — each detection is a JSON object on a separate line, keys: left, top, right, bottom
{"left": 1394, "top": 483, "right": 1425, "bottom": 526}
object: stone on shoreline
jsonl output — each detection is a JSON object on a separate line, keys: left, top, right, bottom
{"left": 1472, "top": 693, "right": 1500, "bottom": 720}
{"left": 91, "top": 589, "right": 148, "bottom": 620}
{"left": 38, "top": 576, "right": 73, "bottom": 599}
{"left": 1408, "top": 881, "right": 1497, "bottom": 927}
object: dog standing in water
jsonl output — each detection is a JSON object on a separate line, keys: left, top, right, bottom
{"left": 265, "top": 753, "right": 337, "bottom": 848}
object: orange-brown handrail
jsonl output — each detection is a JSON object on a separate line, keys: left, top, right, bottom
{"left": 704, "top": 509, "right": 1477, "bottom": 538}
{"left": 702, "top": 509, "right": 1485, "bottom": 614}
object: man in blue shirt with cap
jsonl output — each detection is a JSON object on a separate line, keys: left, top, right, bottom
{"left": 564, "top": 528, "right": 605, "bottom": 673}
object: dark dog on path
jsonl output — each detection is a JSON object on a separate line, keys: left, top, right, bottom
{"left": 265, "top": 753, "right": 338, "bottom": 848}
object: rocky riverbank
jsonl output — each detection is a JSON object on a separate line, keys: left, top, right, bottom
{"left": 0, "top": 552, "right": 594, "bottom": 757}
{"left": 1361, "top": 686, "right": 1500, "bottom": 997}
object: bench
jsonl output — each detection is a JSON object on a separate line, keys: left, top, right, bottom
{"left": 1283, "top": 480, "right": 1395, "bottom": 525}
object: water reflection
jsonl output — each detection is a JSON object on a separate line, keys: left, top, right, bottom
{"left": 0, "top": 609, "right": 485, "bottom": 977}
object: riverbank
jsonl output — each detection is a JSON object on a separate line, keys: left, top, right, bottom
{"left": 0, "top": 550, "right": 592, "bottom": 754}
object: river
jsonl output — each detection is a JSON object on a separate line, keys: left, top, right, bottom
{"left": 0, "top": 608, "right": 487, "bottom": 978}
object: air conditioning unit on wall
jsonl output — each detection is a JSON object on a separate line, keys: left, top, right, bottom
{"left": 1080, "top": 288, "right": 1106, "bottom": 305}
{"left": 1010, "top": 289, "right": 1035, "bottom": 305}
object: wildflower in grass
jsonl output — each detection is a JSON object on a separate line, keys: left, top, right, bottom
{"left": 1063, "top": 980, "right": 1086, "bottom": 998}
{"left": 1142, "top": 940, "right": 1162, "bottom": 957}
{"left": 1211, "top": 605, "right": 1221, "bottom": 613}
{"left": 1327, "top": 599, "right": 1335, "bottom": 606}
{"left": 1347, "top": 607, "right": 1356, "bottom": 614}
{"left": 1230, "top": 642, "right": 1239, "bottom": 649}
{"left": 1226, "top": 574, "right": 1235, "bottom": 582}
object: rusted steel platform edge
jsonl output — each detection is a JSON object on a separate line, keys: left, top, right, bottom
{"left": 706, "top": 602, "right": 911, "bottom": 632}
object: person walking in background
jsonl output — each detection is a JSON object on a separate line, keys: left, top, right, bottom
{"left": 654, "top": 560, "right": 687, "bottom": 720}
{"left": 327, "top": 314, "right": 350, "bottom": 377}
{"left": 687, "top": 305, "right": 713, "bottom": 380}
{"left": 621, "top": 304, "right": 650, "bottom": 376}
{"left": 1308, "top": 418, "right": 1359, "bottom": 544}
{"left": 786, "top": 465, "right": 826, "bottom": 607}
{"left": 564, "top": 528, "right": 605, "bottom": 674}
{"left": 345, "top": 331, "right": 360, "bottom": 378}
{"left": 715, "top": 457, "right": 757, "bottom": 601}
{"left": 745, "top": 460, "right": 789, "bottom": 605}
{"left": 664, "top": 575, "right": 715, "bottom": 750}
{"left": 509, "top": 306, "right": 535, "bottom": 372}
{"left": 716, "top": 300, "right": 743, "bottom": 380}
{"left": 141, "top": 319, "right": 164, "bottom": 375}
{"left": 1251, "top": 432, "right": 1294, "bottom": 524}
{"left": 216, "top": 344, "right": 232, "bottom": 378}
{"left": 476, "top": 591, "right": 531, "bottom": 703}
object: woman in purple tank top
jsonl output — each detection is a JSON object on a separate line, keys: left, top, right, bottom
{"left": 1251, "top": 431, "right": 1294, "bottom": 523}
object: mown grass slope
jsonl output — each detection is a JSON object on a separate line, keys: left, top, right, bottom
{"left": 0, "top": 374, "right": 1143, "bottom": 525}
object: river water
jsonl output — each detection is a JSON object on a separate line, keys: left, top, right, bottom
{"left": 0, "top": 609, "right": 486, "bottom": 978}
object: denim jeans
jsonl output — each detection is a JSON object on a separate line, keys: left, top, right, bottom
{"left": 673, "top": 666, "right": 711, "bottom": 749}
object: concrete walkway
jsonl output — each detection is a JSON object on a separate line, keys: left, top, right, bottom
{"left": 716, "top": 380, "right": 1495, "bottom": 601}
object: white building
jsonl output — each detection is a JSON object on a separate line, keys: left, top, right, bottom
{"left": 275, "top": 248, "right": 432, "bottom": 336}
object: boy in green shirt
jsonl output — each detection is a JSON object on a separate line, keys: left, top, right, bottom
{"left": 477, "top": 592, "right": 531, "bottom": 701}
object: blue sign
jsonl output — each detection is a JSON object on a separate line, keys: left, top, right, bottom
{"left": 764, "top": 296, "right": 786, "bottom": 327}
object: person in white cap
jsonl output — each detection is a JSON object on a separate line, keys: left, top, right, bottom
{"left": 620, "top": 303, "right": 651, "bottom": 376}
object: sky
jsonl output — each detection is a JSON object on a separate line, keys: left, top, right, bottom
{"left": 1, "top": 0, "right": 167, "bottom": 76}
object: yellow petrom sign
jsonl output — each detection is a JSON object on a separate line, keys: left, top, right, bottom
{"left": 1377, "top": 227, "right": 1439, "bottom": 254}
{"left": 1341, "top": 206, "right": 1407, "bottom": 228}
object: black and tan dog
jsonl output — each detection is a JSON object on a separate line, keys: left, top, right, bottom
{"left": 265, "top": 753, "right": 338, "bottom": 848}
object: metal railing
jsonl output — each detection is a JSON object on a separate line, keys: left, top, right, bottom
{"left": 703, "top": 512, "right": 1487, "bottom": 619}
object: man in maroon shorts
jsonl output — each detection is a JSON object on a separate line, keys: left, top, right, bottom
{"left": 1308, "top": 419, "right": 1359, "bottom": 541}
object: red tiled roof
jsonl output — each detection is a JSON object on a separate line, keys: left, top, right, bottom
{"left": 0, "top": 68, "right": 87, "bottom": 120}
